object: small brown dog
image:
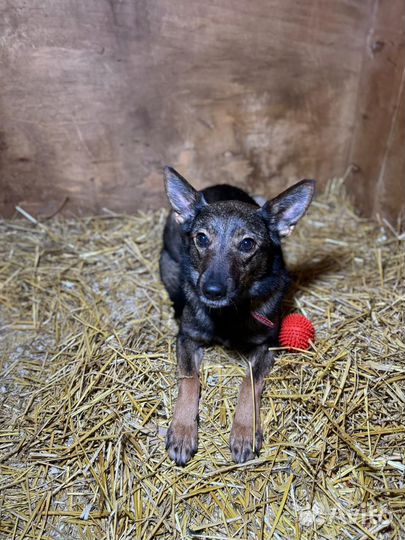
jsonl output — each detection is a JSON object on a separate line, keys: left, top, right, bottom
{"left": 160, "top": 167, "right": 315, "bottom": 465}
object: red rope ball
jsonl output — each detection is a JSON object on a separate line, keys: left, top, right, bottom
{"left": 279, "top": 313, "right": 315, "bottom": 351}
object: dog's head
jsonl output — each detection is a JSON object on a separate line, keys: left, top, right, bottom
{"left": 164, "top": 167, "right": 315, "bottom": 308}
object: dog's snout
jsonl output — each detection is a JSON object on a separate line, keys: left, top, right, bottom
{"left": 202, "top": 281, "right": 227, "bottom": 300}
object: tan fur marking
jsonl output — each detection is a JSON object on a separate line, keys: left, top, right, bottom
{"left": 230, "top": 374, "right": 264, "bottom": 462}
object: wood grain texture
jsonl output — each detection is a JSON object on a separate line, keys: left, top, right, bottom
{"left": 347, "top": 0, "right": 404, "bottom": 225}
{"left": 0, "top": 1, "right": 402, "bottom": 222}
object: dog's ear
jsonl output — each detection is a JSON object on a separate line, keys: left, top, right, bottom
{"left": 259, "top": 179, "right": 315, "bottom": 238}
{"left": 164, "top": 166, "right": 206, "bottom": 224}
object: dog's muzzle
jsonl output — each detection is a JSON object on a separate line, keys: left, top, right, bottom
{"left": 199, "top": 274, "right": 235, "bottom": 308}
{"left": 202, "top": 280, "right": 227, "bottom": 301}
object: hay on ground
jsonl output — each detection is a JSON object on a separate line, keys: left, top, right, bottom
{"left": 0, "top": 180, "right": 404, "bottom": 540}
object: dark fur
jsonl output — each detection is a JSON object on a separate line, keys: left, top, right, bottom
{"left": 160, "top": 167, "right": 315, "bottom": 465}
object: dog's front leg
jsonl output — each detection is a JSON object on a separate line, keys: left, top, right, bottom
{"left": 230, "top": 346, "right": 274, "bottom": 463}
{"left": 166, "top": 334, "right": 203, "bottom": 466}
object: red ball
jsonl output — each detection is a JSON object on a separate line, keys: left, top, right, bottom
{"left": 279, "top": 313, "right": 315, "bottom": 351}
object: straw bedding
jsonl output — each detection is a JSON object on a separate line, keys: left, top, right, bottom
{"left": 0, "top": 180, "right": 404, "bottom": 540}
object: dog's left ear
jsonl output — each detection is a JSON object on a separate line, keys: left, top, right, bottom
{"left": 259, "top": 179, "right": 316, "bottom": 237}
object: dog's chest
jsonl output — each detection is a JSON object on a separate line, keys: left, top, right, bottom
{"left": 210, "top": 309, "right": 275, "bottom": 349}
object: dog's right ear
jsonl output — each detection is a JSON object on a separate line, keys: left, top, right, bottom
{"left": 164, "top": 167, "right": 206, "bottom": 224}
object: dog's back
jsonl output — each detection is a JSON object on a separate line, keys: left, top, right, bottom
{"left": 202, "top": 184, "right": 258, "bottom": 205}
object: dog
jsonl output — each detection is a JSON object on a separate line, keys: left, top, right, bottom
{"left": 160, "top": 166, "right": 315, "bottom": 465}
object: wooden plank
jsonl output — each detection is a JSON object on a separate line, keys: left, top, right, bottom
{"left": 1, "top": 0, "right": 397, "bottom": 220}
{"left": 347, "top": 0, "right": 404, "bottom": 225}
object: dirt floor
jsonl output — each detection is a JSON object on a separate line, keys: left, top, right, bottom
{"left": 0, "top": 180, "right": 404, "bottom": 539}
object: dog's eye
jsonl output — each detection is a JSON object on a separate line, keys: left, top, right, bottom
{"left": 195, "top": 232, "right": 210, "bottom": 248}
{"left": 239, "top": 238, "right": 256, "bottom": 252}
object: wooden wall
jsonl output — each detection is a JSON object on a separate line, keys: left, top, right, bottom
{"left": 0, "top": 1, "right": 403, "bottom": 224}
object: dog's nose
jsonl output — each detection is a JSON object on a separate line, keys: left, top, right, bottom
{"left": 203, "top": 281, "right": 227, "bottom": 300}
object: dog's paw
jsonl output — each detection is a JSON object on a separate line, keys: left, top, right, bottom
{"left": 230, "top": 423, "right": 263, "bottom": 463}
{"left": 166, "top": 421, "right": 198, "bottom": 466}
